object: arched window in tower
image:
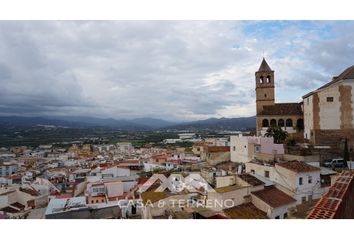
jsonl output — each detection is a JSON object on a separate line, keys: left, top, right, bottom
{"left": 266, "top": 76, "right": 271, "bottom": 83}
{"left": 270, "top": 119, "right": 276, "bottom": 127}
{"left": 259, "top": 76, "right": 264, "bottom": 84}
{"left": 262, "top": 119, "right": 269, "bottom": 128}
{"left": 278, "top": 119, "right": 285, "bottom": 127}
{"left": 264, "top": 94, "right": 267, "bottom": 98}
{"left": 286, "top": 118, "right": 293, "bottom": 127}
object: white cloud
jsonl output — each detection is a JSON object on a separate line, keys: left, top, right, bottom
{"left": 0, "top": 21, "right": 353, "bottom": 120}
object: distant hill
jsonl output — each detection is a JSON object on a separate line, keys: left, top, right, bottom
{"left": 0, "top": 116, "right": 147, "bottom": 130}
{"left": 165, "top": 116, "right": 256, "bottom": 131}
{"left": 0, "top": 115, "right": 256, "bottom": 131}
{"left": 0, "top": 116, "right": 82, "bottom": 127}
{"left": 129, "top": 118, "right": 176, "bottom": 128}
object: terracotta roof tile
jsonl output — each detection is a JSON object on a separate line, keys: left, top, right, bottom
{"left": 276, "top": 161, "right": 320, "bottom": 173}
{"left": 251, "top": 186, "right": 296, "bottom": 208}
{"left": 238, "top": 173, "right": 265, "bottom": 186}
{"left": 258, "top": 103, "right": 303, "bottom": 116}
{"left": 224, "top": 203, "right": 268, "bottom": 219}
{"left": 205, "top": 146, "right": 230, "bottom": 153}
{"left": 307, "top": 171, "right": 354, "bottom": 219}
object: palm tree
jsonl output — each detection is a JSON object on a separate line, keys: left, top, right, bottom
{"left": 264, "top": 126, "right": 288, "bottom": 144}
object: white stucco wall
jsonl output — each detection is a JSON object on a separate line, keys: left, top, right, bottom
{"left": 215, "top": 176, "right": 236, "bottom": 189}
{"left": 105, "top": 181, "right": 124, "bottom": 198}
{"left": 122, "top": 180, "right": 137, "bottom": 193}
{"left": 102, "top": 166, "right": 130, "bottom": 177}
{"left": 230, "top": 136, "right": 251, "bottom": 163}
{"left": 303, "top": 95, "right": 313, "bottom": 140}
{"left": 304, "top": 80, "right": 354, "bottom": 139}
{"left": 246, "top": 162, "right": 323, "bottom": 205}
{"left": 251, "top": 194, "right": 296, "bottom": 219}
{"left": 318, "top": 85, "right": 341, "bottom": 129}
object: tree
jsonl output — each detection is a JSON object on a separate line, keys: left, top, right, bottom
{"left": 343, "top": 138, "right": 349, "bottom": 168}
{"left": 264, "top": 126, "right": 288, "bottom": 144}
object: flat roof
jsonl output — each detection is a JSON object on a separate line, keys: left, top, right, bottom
{"left": 215, "top": 185, "right": 245, "bottom": 193}
{"left": 45, "top": 196, "right": 87, "bottom": 215}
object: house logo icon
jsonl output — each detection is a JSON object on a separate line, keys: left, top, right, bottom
{"left": 138, "top": 173, "right": 215, "bottom": 194}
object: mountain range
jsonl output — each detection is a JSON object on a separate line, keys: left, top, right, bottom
{"left": 0, "top": 115, "right": 256, "bottom": 131}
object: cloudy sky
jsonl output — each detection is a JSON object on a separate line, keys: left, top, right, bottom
{"left": 0, "top": 21, "right": 353, "bottom": 121}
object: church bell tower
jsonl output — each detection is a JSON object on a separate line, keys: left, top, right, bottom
{"left": 255, "top": 58, "right": 275, "bottom": 115}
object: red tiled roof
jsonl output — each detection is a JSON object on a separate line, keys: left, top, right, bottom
{"left": 307, "top": 171, "right": 354, "bottom": 219}
{"left": 20, "top": 187, "right": 40, "bottom": 196}
{"left": 258, "top": 103, "right": 303, "bottom": 116}
{"left": 224, "top": 203, "right": 268, "bottom": 219}
{"left": 137, "top": 177, "right": 150, "bottom": 185}
{"left": 276, "top": 161, "right": 320, "bottom": 173}
{"left": 251, "top": 186, "right": 296, "bottom": 208}
{"left": 205, "top": 146, "right": 230, "bottom": 153}
{"left": 166, "top": 160, "right": 182, "bottom": 165}
{"left": 238, "top": 173, "right": 264, "bottom": 186}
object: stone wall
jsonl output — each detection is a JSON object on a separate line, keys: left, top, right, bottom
{"left": 312, "top": 129, "right": 354, "bottom": 152}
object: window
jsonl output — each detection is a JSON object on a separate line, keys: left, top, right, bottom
{"left": 264, "top": 170, "right": 270, "bottom": 178}
{"left": 275, "top": 216, "right": 280, "bottom": 219}
{"left": 307, "top": 98, "right": 309, "bottom": 105}
{"left": 297, "top": 118, "right": 304, "bottom": 130}
{"left": 299, "top": 177, "right": 303, "bottom": 185}
{"left": 278, "top": 119, "right": 285, "bottom": 127}
{"left": 270, "top": 119, "right": 276, "bottom": 127}
{"left": 255, "top": 145, "right": 260, "bottom": 153}
{"left": 233, "top": 146, "right": 236, "bottom": 151}
{"left": 259, "top": 76, "right": 264, "bottom": 84}
{"left": 301, "top": 196, "right": 306, "bottom": 203}
{"left": 264, "top": 93, "right": 267, "bottom": 98}
{"left": 266, "top": 76, "right": 271, "bottom": 83}
{"left": 284, "top": 213, "right": 288, "bottom": 219}
{"left": 286, "top": 119, "right": 293, "bottom": 127}
{"left": 327, "top": 97, "right": 334, "bottom": 102}
{"left": 262, "top": 119, "right": 269, "bottom": 128}
{"left": 308, "top": 176, "right": 312, "bottom": 184}
{"left": 251, "top": 169, "right": 255, "bottom": 174}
